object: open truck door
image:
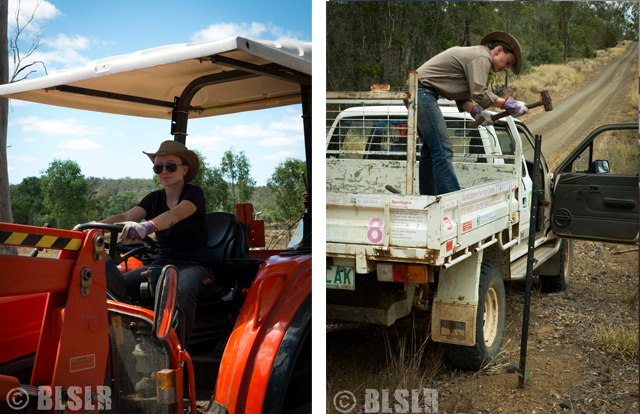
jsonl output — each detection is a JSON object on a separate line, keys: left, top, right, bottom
{"left": 551, "top": 123, "right": 638, "bottom": 244}
{"left": 0, "top": 37, "right": 311, "bottom": 414}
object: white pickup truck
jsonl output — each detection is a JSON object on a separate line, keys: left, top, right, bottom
{"left": 325, "top": 83, "right": 638, "bottom": 370}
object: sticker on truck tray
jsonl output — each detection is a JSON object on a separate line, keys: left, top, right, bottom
{"left": 446, "top": 240, "right": 453, "bottom": 252}
{"left": 462, "top": 221, "right": 472, "bottom": 232}
{"left": 443, "top": 195, "right": 457, "bottom": 209}
{"left": 70, "top": 354, "right": 95, "bottom": 372}
{"left": 326, "top": 196, "right": 343, "bottom": 204}
{"left": 390, "top": 199, "right": 428, "bottom": 209}
{"left": 348, "top": 194, "right": 381, "bottom": 206}
{"left": 476, "top": 212, "right": 497, "bottom": 227}
{"left": 461, "top": 184, "right": 498, "bottom": 202}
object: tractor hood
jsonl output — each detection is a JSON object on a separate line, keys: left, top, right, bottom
{"left": 0, "top": 37, "right": 311, "bottom": 119}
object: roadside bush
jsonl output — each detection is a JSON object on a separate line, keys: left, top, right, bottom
{"left": 527, "top": 42, "right": 563, "bottom": 66}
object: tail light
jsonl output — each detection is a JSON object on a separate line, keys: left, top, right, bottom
{"left": 377, "top": 263, "right": 427, "bottom": 283}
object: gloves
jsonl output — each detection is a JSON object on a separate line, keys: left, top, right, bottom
{"left": 502, "top": 97, "right": 528, "bottom": 117}
{"left": 118, "top": 221, "right": 156, "bottom": 245}
{"left": 471, "top": 105, "right": 495, "bottom": 127}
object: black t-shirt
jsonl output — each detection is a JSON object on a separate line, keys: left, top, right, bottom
{"left": 137, "top": 184, "right": 209, "bottom": 267}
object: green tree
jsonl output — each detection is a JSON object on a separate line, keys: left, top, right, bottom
{"left": 100, "top": 191, "right": 139, "bottom": 220}
{"left": 220, "top": 148, "right": 256, "bottom": 206}
{"left": 11, "top": 176, "right": 45, "bottom": 226}
{"left": 40, "top": 160, "right": 88, "bottom": 229}
{"left": 267, "top": 158, "right": 306, "bottom": 228}
{"left": 190, "top": 150, "right": 231, "bottom": 213}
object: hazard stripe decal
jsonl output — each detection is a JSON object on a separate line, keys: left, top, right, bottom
{"left": 0, "top": 230, "right": 82, "bottom": 250}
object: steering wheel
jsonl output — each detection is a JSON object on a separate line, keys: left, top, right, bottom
{"left": 75, "top": 222, "right": 157, "bottom": 265}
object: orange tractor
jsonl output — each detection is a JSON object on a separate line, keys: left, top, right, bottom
{"left": 0, "top": 37, "right": 311, "bottom": 414}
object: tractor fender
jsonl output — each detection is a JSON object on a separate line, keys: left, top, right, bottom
{"left": 214, "top": 253, "right": 311, "bottom": 414}
{"left": 261, "top": 294, "right": 311, "bottom": 414}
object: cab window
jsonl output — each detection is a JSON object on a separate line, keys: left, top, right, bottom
{"left": 570, "top": 129, "right": 638, "bottom": 175}
{"left": 493, "top": 124, "right": 515, "bottom": 164}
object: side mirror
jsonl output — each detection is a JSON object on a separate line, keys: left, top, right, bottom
{"left": 591, "top": 160, "right": 610, "bottom": 174}
{"left": 153, "top": 265, "right": 179, "bottom": 341}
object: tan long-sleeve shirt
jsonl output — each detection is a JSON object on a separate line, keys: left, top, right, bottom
{"left": 416, "top": 45, "right": 498, "bottom": 112}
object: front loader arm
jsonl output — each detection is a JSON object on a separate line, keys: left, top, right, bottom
{"left": 0, "top": 223, "right": 109, "bottom": 413}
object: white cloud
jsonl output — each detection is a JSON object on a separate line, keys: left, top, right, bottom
{"left": 268, "top": 114, "right": 303, "bottom": 132}
{"left": 13, "top": 116, "right": 106, "bottom": 136}
{"left": 262, "top": 151, "right": 301, "bottom": 161}
{"left": 257, "top": 135, "right": 303, "bottom": 147}
{"left": 30, "top": 34, "right": 93, "bottom": 69}
{"left": 8, "top": 166, "right": 13, "bottom": 170}
{"left": 8, "top": 0, "right": 62, "bottom": 30}
{"left": 22, "top": 137, "right": 35, "bottom": 142}
{"left": 189, "top": 123, "right": 283, "bottom": 148}
{"left": 191, "top": 22, "right": 304, "bottom": 42}
{"left": 45, "top": 33, "right": 91, "bottom": 50}
{"left": 8, "top": 154, "right": 38, "bottom": 161}
{"left": 58, "top": 138, "right": 102, "bottom": 151}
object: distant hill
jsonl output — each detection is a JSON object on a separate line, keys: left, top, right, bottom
{"left": 86, "top": 176, "right": 275, "bottom": 209}
{"left": 87, "top": 177, "right": 156, "bottom": 200}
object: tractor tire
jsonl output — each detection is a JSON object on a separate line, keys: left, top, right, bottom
{"left": 282, "top": 356, "right": 312, "bottom": 414}
{"left": 539, "top": 239, "right": 572, "bottom": 292}
{"left": 445, "top": 262, "right": 506, "bottom": 371}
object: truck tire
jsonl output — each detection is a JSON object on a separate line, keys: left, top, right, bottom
{"left": 445, "top": 262, "right": 506, "bottom": 370}
{"left": 539, "top": 239, "right": 572, "bottom": 292}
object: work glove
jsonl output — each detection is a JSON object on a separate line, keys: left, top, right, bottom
{"left": 471, "top": 105, "right": 495, "bottom": 127}
{"left": 118, "top": 221, "right": 156, "bottom": 245}
{"left": 502, "top": 97, "right": 528, "bottom": 118}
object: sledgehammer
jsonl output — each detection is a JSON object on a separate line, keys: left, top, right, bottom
{"left": 469, "top": 90, "right": 552, "bottom": 128}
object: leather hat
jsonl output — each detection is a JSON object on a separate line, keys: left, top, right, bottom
{"left": 481, "top": 31, "right": 522, "bottom": 75}
{"left": 143, "top": 140, "right": 200, "bottom": 183}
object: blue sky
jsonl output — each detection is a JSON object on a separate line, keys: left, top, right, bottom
{"left": 5, "top": 0, "right": 311, "bottom": 186}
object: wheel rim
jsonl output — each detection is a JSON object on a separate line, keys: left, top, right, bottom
{"left": 483, "top": 287, "right": 499, "bottom": 346}
{"left": 563, "top": 242, "right": 571, "bottom": 279}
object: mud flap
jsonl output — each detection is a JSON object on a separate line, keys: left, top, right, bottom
{"left": 431, "top": 251, "right": 483, "bottom": 346}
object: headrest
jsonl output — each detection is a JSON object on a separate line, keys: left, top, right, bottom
{"left": 205, "top": 212, "right": 236, "bottom": 248}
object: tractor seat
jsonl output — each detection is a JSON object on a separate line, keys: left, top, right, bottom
{"left": 205, "top": 212, "right": 256, "bottom": 287}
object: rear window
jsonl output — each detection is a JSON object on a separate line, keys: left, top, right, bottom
{"left": 327, "top": 116, "right": 484, "bottom": 161}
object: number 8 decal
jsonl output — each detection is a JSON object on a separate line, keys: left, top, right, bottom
{"left": 367, "top": 218, "right": 384, "bottom": 243}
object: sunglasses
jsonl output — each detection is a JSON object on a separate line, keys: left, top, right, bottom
{"left": 153, "top": 163, "right": 183, "bottom": 174}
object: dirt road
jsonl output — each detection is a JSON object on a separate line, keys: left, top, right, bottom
{"left": 525, "top": 42, "right": 637, "bottom": 167}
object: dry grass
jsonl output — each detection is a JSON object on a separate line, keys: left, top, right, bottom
{"left": 379, "top": 321, "right": 446, "bottom": 390}
{"left": 493, "top": 40, "right": 634, "bottom": 104}
{"left": 593, "top": 324, "right": 639, "bottom": 359}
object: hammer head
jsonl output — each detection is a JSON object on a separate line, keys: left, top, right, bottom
{"left": 541, "top": 90, "right": 552, "bottom": 111}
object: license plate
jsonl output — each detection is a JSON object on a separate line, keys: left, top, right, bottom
{"left": 326, "top": 266, "right": 355, "bottom": 290}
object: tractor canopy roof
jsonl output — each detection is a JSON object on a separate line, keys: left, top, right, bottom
{"left": 0, "top": 37, "right": 311, "bottom": 119}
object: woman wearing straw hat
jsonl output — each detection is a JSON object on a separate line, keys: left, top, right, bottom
{"left": 404, "top": 31, "right": 527, "bottom": 196}
{"left": 102, "top": 140, "right": 209, "bottom": 348}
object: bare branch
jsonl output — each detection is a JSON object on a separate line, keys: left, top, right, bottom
{"left": 9, "top": 0, "right": 48, "bottom": 83}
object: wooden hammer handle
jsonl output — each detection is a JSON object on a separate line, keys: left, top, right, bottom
{"left": 468, "top": 100, "right": 544, "bottom": 128}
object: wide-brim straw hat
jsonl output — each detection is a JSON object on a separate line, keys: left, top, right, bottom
{"left": 143, "top": 140, "right": 200, "bottom": 183}
{"left": 481, "top": 31, "right": 522, "bottom": 75}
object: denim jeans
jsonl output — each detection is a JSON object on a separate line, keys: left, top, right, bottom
{"left": 403, "top": 82, "right": 461, "bottom": 195}
{"left": 124, "top": 264, "right": 209, "bottom": 350}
